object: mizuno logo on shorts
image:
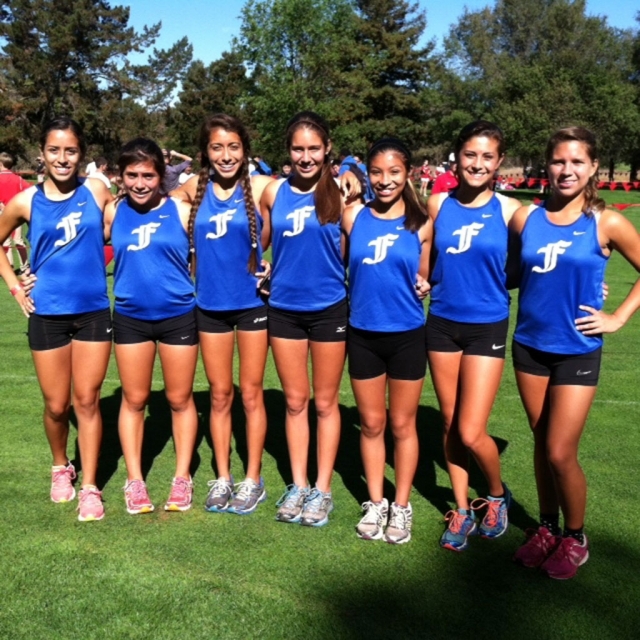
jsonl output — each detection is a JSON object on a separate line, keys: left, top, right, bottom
{"left": 336, "top": 326, "right": 346, "bottom": 333}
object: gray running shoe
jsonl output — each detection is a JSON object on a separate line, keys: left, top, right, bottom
{"left": 300, "top": 487, "right": 334, "bottom": 527}
{"left": 384, "top": 502, "right": 413, "bottom": 545}
{"left": 356, "top": 498, "right": 389, "bottom": 540}
{"left": 227, "top": 477, "right": 267, "bottom": 515}
{"left": 204, "top": 476, "right": 234, "bottom": 513}
{"left": 275, "top": 484, "right": 309, "bottom": 523}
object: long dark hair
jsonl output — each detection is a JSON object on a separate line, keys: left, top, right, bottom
{"left": 187, "top": 114, "right": 259, "bottom": 273}
{"left": 285, "top": 111, "right": 342, "bottom": 225}
{"left": 545, "top": 126, "right": 604, "bottom": 215}
{"left": 39, "top": 116, "right": 87, "bottom": 161}
{"left": 367, "top": 137, "right": 426, "bottom": 232}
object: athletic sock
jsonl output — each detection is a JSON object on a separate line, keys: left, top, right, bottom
{"left": 563, "top": 527, "right": 585, "bottom": 545}
{"left": 540, "top": 513, "right": 561, "bottom": 536}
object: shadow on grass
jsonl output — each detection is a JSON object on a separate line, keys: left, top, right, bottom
{"left": 316, "top": 533, "right": 640, "bottom": 639}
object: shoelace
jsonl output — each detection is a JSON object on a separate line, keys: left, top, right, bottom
{"left": 276, "top": 485, "right": 303, "bottom": 508}
{"left": 361, "top": 501, "right": 383, "bottom": 524}
{"left": 52, "top": 465, "right": 76, "bottom": 487}
{"left": 443, "top": 510, "right": 468, "bottom": 535}
{"left": 171, "top": 478, "right": 191, "bottom": 501}
{"left": 208, "top": 478, "right": 231, "bottom": 497}
{"left": 233, "top": 480, "right": 256, "bottom": 502}
{"left": 389, "top": 506, "right": 408, "bottom": 530}
{"left": 127, "top": 480, "right": 149, "bottom": 503}
{"left": 471, "top": 497, "right": 500, "bottom": 527}
{"left": 304, "top": 489, "right": 325, "bottom": 514}
{"left": 79, "top": 487, "right": 101, "bottom": 506}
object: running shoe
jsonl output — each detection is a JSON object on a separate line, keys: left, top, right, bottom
{"left": 227, "top": 477, "right": 267, "bottom": 515}
{"left": 440, "top": 509, "right": 477, "bottom": 551}
{"left": 275, "top": 484, "right": 310, "bottom": 524}
{"left": 472, "top": 484, "right": 512, "bottom": 539}
{"left": 513, "top": 526, "right": 561, "bottom": 568}
{"left": 50, "top": 461, "right": 77, "bottom": 503}
{"left": 124, "top": 479, "right": 154, "bottom": 515}
{"left": 300, "top": 488, "right": 334, "bottom": 527}
{"left": 165, "top": 476, "right": 193, "bottom": 512}
{"left": 541, "top": 535, "right": 589, "bottom": 580}
{"left": 356, "top": 499, "right": 389, "bottom": 540}
{"left": 77, "top": 486, "right": 104, "bottom": 522}
{"left": 384, "top": 502, "right": 413, "bottom": 545}
{"left": 204, "top": 475, "right": 234, "bottom": 513}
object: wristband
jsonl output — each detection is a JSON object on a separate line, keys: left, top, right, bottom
{"left": 10, "top": 285, "right": 22, "bottom": 297}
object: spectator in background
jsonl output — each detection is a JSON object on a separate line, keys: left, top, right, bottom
{"left": 419, "top": 159, "right": 432, "bottom": 197}
{"left": 431, "top": 154, "right": 459, "bottom": 194}
{"left": 0, "top": 151, "right": 30, "bottom": 272}
{"left": 178, "top": 164, "right": 195, "bottom": 185}
{"left": 35, "top": 155, "right": 45, "bottom": 183}
{"left": 88, "top": 157, "right": 111, "bottom": 190}
{"left": 162, "top": 148, "right": 192, "bottom": 194}
{"left": 279, "top": 161, "right": 292, "bottom": 178}
{"left": 251, "top": 155, "right": 273, "bottom": 177}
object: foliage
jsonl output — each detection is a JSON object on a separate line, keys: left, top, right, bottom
{"left": 0, "top": 0, "right": 191, "bottom": 161}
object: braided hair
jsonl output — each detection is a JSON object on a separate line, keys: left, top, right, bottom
{"left": 187, "top": 114, "right": 260, "bottom": 273}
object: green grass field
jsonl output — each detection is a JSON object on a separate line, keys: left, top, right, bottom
{"left": 1, "top": 193, "right": 640, "bottom": 639}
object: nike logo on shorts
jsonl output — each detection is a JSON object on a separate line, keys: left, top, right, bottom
{"left": 576, "top": 370, "right": 592, "bottom": 376}
{"left": 492, "top": 344, "right": 505, "bottom": 350}
{"left": 106, "top": 327, "right": 113, "bottom": 333}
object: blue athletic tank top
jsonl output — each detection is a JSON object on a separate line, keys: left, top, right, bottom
{"left": 270, "top": 178, "right": 346, "bottom": 312}
{"left": 194, "top": 183, "right": 263, "bottom": 311}
{"left": 348, "top": 207, "right": 425, "bottom": 332}
{"left": 429, "top": 193, "right": 509, "bottom": 323}
{"left": 514, "top": 206, "right": 608, "bottom": 354}
{"left": 111, "top": 197, "right": 195, "bottom": 320}
{"left": 27, "top": 182, "right": 109, "bottom": 315}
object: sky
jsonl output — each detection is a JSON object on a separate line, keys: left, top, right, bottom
{"left": 125, "top": 0, "right": 639, "bottom": 66}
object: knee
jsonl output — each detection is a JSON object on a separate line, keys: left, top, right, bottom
{"left": 360, "top": 414, "right": 386, "bottom": 439}
{"left": 314, "top": 395, "right": 338, "bottom": 420}
{"left": 122, "top": 393, "right": 149, "bottom": 414}
{"left": 210, "top": 387, "right": 233, "bottom": 414}
{"left": 390, "top": 416, "right": 417, "bottom": 442}
{"left": 166, "top": 391, "right": 194, "bottom": 414}
{"left": 546, "top": 445, "right": 577, "bottom": 474}
{"left": 44, "top": 400, "right": 70, "bottom": 423}
{"left": 285, "top": 393, "right": 309, "bottom": 418}
{"left": 459, "top": 425, "right": 487, "bottom": 451}
{"left": 72, "top": 391, "right": 101, "bottom": 417}
{"left": 239, "top": 383, "right": 263, "bottom": 414}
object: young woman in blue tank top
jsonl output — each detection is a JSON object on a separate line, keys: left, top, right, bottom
{"left": 260, "top": 111, "right": 360, "bottom": 528}
{"left": 426, "top": 121, "right": 521, "bottom": 552}
{"left": 0, "top": 117, "right": 113, "bottom": 522}
{"left": 343, "top": 138, "right": 431, "bottom": 545}
{"left": 104, "top": 138, "right": 198, "bottom": 516}
{"left": 172, "top": 114, "right": 272, "bottom": 516}
{"left": 508, "top": 127, "right": 640, "bottom": 579}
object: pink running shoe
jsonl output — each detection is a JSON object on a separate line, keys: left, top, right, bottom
{"left": 541, "top": 535, "right": 589, "bottom": 580}
{"left": 77, "top": 486, "right": 105, "bottom": 522}
{"left": 513, "top": 526, "right": 561, "bottom": 568}
{"left": 164, "top": 477, "right": 193, "bottom": 512}
{"left": 124, "top": 479, "right": 155, "bottom": 515}
{"left": 51, "top": 461, "right": 77, "bottom": 503}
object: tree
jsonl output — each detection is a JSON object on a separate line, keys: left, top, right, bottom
{"left": 0, "top": 0, "right": 192, "bottom": 160}
{"left": 443, "top": 0, "right": 640, "bottom": 167}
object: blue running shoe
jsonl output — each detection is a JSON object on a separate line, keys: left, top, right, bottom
{"left": 227, "top": 477, "right": 267, "bottom": 515}
{"left": 440, "top": 509, "right": 477, "bottom": 552}
{"left": 300, "top": 488, "right": 333, "bottom": 527}
{"left": 473, "top": 484, "right": 512, "bottom": 539}
{"left": 275, "top": 484, "right": 310, "bottom": 523}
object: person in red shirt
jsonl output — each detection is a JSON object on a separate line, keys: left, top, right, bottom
{"left": 431, "top": 154, "right": 459, "bottom": 194}
{"left": 0, "top": 152, "right": 30, "bottom": 271}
